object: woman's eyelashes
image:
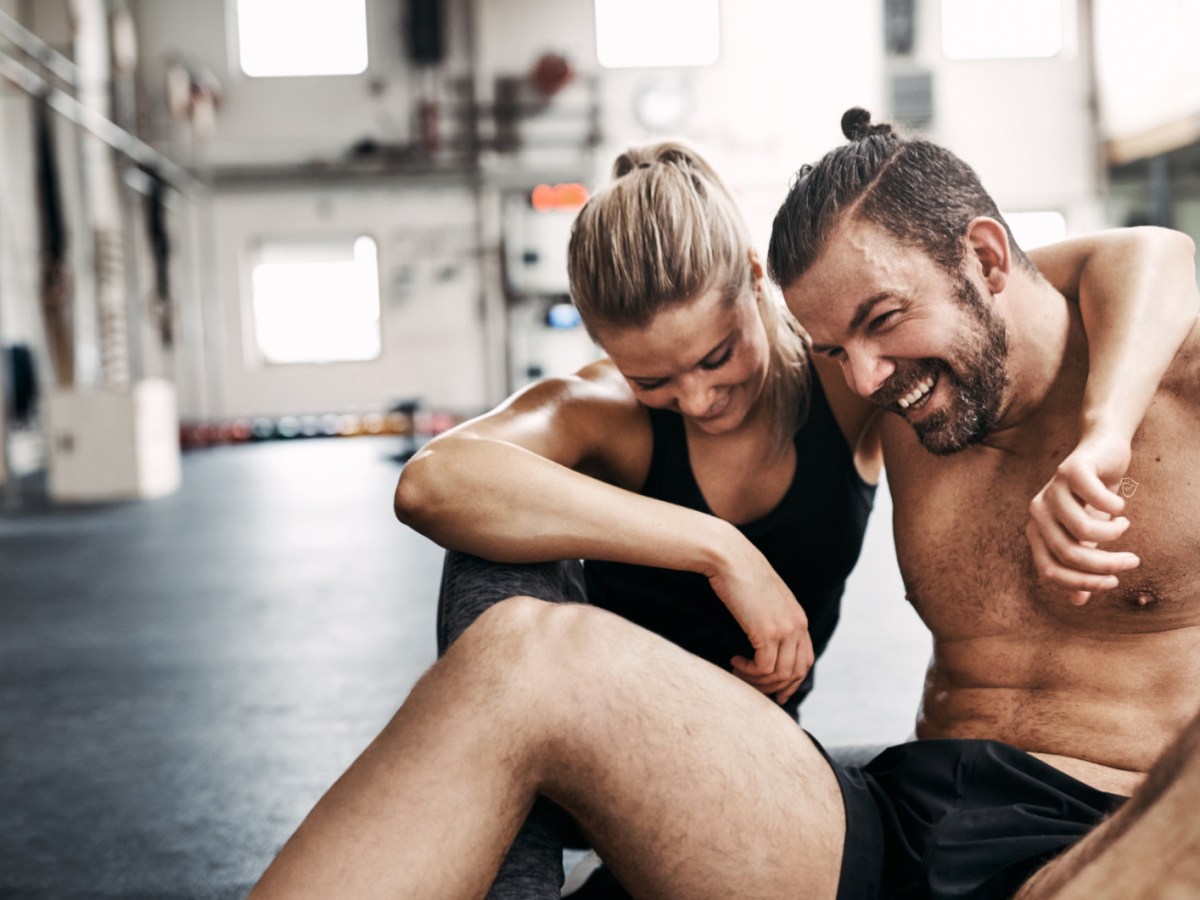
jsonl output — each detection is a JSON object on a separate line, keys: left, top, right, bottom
{"left": 630, "top": 341, "right": 735, "bottom": 391}
{"left": 699, "top": 345, "right": 734, "bottom": 371}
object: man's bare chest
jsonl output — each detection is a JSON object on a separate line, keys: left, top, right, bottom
{"left": 890, "top": 396, "right": 1200, "bottom": 636}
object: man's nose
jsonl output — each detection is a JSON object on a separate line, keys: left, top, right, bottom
{"left": 843, "top": 350, "right": 894, "bottom": 399}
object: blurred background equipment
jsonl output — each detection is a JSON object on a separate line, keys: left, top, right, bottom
{"left": 33, "top": 89, "right": 73, "bottom": 387}
{"left": 2, "top": 343, "right": 37, "bottom": 425}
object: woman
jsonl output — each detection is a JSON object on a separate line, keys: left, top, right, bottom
{"left": 390, "top": 142, "right": 1198, "bottom": 899}
{"left": 409, "top": 144, "right": 872, "bottom": 713}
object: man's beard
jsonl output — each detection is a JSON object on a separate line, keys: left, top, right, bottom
{"left": 875, "top": 275, "right": 1009, "bottom": 456}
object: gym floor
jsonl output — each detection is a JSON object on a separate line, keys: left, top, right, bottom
{"left": 0, "top": 436, "right": 928, "bottom": 898}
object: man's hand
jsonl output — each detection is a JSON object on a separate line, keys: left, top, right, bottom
{"left": 1026, "top": 429, "right": 1140, "bottom": 605}
{"left": 705, "top": 542, "right": 814, "bottom": 705}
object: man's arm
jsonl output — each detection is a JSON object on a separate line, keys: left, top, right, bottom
{"left": 1027, "top": 227, "right": 1199, "bottom": 602}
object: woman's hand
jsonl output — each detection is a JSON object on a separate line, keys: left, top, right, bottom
{"left": 1026, "top": 227, "right": 1196, "bottom": 605}
{"left": 1026, "top": 427, "right": 1140, "bottom": 605}
{"left": 706, "top": 535, "right": 814, "bottom": 705}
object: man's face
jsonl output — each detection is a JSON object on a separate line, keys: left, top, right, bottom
{"left": 782, "top": 218, "right": 1009, "bottom": 455}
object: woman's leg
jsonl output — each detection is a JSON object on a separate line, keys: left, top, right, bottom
{"left": 437, "top": 551, "right": 592, "bottom": 899}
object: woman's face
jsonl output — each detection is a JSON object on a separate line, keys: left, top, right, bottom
{"left": 596, "top": 281, "right": 772, "bottom": 435}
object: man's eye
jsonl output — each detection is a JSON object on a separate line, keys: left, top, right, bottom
{"left": 868, "top": 311, "right": 898, "bottom": 331}
{"left": 700, "top": 348, "right": 733, "bottom": 370}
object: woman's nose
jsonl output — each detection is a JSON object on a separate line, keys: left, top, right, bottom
{"left": 676, "top": 376, "right": 718, "bottom": 418}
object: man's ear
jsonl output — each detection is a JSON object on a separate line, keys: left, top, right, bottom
{"left": 965, "top": 217, "right": 1011, "bottom": 294}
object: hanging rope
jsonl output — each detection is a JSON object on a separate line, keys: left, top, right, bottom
{"left": 33, "top": 91, "right": 74, "bottom": 387}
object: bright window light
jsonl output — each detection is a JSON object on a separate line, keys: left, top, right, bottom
{"left": 941, "top": 0, "right": 1062, "bottom": 60}
{"left": 1003, "top": 211, "right": 1067, "bottom": 250}
{"left": 1093, "top": 0, "right": 1200, "bottom": 142}
{"left": 595, "top": 0, "right": 720, "bottom": 68}
{"left": 237, "top": 0, "right": 368, "bottom": 77}
{"left": 251, "top": 236, "right": 381, "bottom": 365}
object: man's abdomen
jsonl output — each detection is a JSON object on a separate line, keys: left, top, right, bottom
{"left": 918, "top": 628, "right": 1200, "bottom": 792}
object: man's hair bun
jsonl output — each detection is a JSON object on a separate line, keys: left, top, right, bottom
{"left": 841, "top": 107, "right": 893, "bottom": 141}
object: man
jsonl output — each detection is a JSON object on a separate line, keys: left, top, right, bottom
{"left": 768, "top": 109, "right": 1200, "bottom": 896}
{"left": 251, "top": 115, "right": 1200, "bottom": 899}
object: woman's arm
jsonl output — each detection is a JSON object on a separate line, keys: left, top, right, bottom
{"left": 397, "top": 362, "right": 716, "bottom": 566}
{"left": 1027, "top": 227, "right": 1199, "bottom": 600}
{"left": 397, "top": 374, "right": 623, "bottom": 562}
{"left": 395, "top": 362, "right": 812, "bottom": 700}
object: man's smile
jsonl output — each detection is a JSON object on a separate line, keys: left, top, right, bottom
{"left": 897, "top": 374, "right": 936, "bottom": 412}
{"left": 874, "top": 367, "right": 941, "bottom": 421}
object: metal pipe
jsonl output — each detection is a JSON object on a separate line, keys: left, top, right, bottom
{"left": 0, "top": 48, "right": 203, "bottom": 195}
{"left": 0, "top": 6, "right": 80, "bottom": 87}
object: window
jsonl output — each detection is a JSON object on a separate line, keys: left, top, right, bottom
{"left": 595, "top": 0, "right": 720, "bottom": 68}
{"left": 250, "top": 236, "right": 381, "bottom": 365}
{"left": 236, "top": 0, "right": 368, "bottom": 77}
{"left": 1093, "top": 0, "right": 1200, "bottom": 145}
{"left": 1003, "top": 211, "right": 1067, "bottom": 250}
{"left": 941, "top": 0, "right": 1064, "bottom": 60}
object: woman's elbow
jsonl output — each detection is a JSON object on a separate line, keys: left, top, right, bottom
{"left": 1175, "top": 231, "right": 1196, "bottom": 258}
{"left": 1131, "top": 225, "right": 1197, "bottom": 259}
{"left": 1160, "top": 226, "right": 1195, "bottom": 257}
{"left": 393, "top": 452, "right": 440, "bottom": 529}
{"left": 1157, "top": 228, "right": 1200, "bottom": 314}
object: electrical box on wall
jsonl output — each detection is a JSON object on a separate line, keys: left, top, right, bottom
{"left": 500, "top": 184, "right": 597, "bottom": 393}
{"left": 501, "top": 184, "right": 588, "bottom": 297}
{"left": 506, "top": 297, "right": 599, "bottom": 393}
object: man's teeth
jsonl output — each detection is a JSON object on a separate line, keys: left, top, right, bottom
{"left": 897, "top": 375, "right": 935, "bottom": 409}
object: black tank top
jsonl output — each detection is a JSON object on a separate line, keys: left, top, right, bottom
{"left": 584, "top": 372, "right": 875, "bottom": 709}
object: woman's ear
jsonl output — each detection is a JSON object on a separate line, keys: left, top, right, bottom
{"left": 965, "top": 217, "right": 1011, "bottom": 294}
{"left": 748, "top": 250, "right": 764, "bottom": 283}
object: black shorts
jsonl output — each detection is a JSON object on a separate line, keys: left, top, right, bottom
{"left": 818, "top": 738, "right": 1127, "bottom": 900}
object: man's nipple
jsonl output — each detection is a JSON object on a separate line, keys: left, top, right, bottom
{"left": 1124, "top": 589, "right": 1162, "bottom": 610}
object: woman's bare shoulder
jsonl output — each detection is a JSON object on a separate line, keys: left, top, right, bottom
{"left": 564, "top": 360, "right": 653, "bottom": 484}
{"left": 495, "top": 358, "right": 640, "bottom": 420}
{"left": 472, "top": 359, "right": 652, "bottom": 486}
